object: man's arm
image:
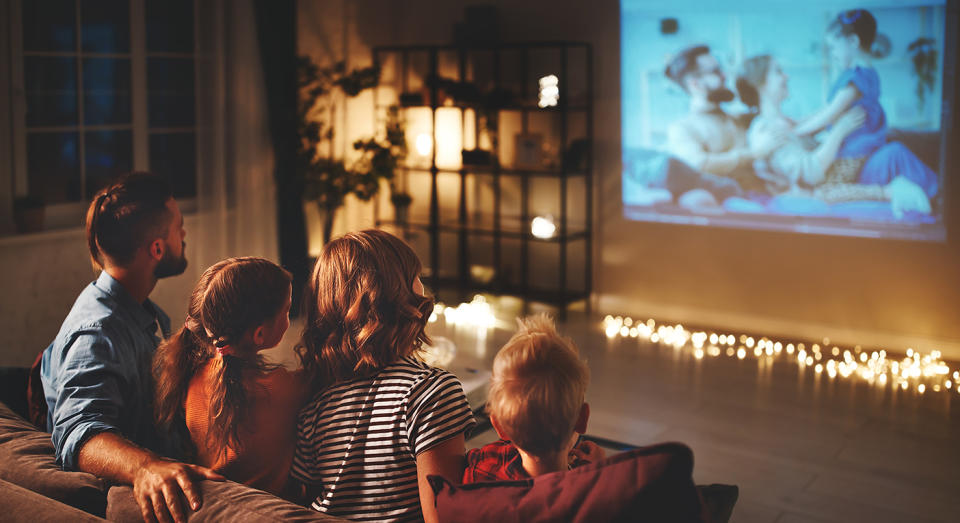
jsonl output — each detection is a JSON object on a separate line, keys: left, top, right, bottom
{"left": 668, "top": 120, "right": 784, "bottom": 176}
{"left": 49, "top": 331, "right": 222, "bottom": 523}
{"left": 79, "top": 433, "right": 223, "bottom": 523}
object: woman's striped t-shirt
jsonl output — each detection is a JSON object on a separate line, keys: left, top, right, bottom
{"left": 291, "top": 356, "right": 477, "bottom": 522}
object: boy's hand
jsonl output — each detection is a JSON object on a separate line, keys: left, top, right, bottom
{"left": 569, "top": 440, "right": 605, "bottom": 466}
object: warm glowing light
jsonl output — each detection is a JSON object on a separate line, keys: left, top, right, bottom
{"left": 415, "top": 133, "right": 432, "bottom": 156}
{"left": 531, "top": 215, "right": 557, "bottom": 239}
{"left": 597, "top": 314, "right": 956, "bottom": 395}
{"left": 538, "top": 74, "right": 559, "bottom": 108}
{"left": 434, "top": 295, "right": 496, "bottom": 329}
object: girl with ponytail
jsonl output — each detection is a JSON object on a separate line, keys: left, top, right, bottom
{"left": 154, "top": 257, "right": 306, "bottom": 497}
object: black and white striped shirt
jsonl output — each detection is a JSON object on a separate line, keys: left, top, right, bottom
{"left": 292, "top": 356, "right": 476, "bottom": 522}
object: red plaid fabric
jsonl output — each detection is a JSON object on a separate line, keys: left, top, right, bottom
{"left": 462, "top": 439, "right": 530, "bottom": 483}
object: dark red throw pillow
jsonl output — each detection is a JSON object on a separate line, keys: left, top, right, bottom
{"left": 429, "top": 442, "right": 705, "bottom": 523}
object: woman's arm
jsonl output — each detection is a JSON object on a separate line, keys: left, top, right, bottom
{"left": 416, "top": 434, "right": 467, "bottom": 523}
{"left": 804, "top": 107, "right": 866, "bottom": 185}
{"left": 794, "top": 85, "right": 860, "bottom": 136}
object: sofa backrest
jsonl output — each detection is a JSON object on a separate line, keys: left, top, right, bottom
{"left": 0, "top": 478, "right": 105, "bottom": 521}
{"left": 0, "top": 401, "right": 108, "bottom": 517}
{"left": 106, "top": 482, "right": 349, "bottom": 522}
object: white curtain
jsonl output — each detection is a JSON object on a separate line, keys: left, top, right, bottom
{"left": 194, "top": 0, "right": 279, "bottom": 270}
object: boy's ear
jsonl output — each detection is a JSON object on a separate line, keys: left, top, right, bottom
{"left": 574, "top": 402, "right": 590, "bottom": 434}
{"left": 489, "top": 415, "right": 508, "bottom": 441}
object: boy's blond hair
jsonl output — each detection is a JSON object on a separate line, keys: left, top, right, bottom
{"left": 486, "top": 314, "right": 590, "bottom": 456}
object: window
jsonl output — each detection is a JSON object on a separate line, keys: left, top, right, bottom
{"left": 8, "top": 0, "right": 196, "bottom": 228}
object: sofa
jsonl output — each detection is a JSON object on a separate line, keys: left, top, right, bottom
{"left": 1, "top": 365, "right": 736, "bottom": 522}
{"left": 0, "top": 366, "right": 343, "bottom": 522}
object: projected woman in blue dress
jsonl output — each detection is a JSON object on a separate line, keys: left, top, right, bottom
{"left": 791, "top": 9, "right": 938, "bottom": 217}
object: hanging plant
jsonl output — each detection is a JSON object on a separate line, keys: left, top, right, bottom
{"left": 907, "top": 37, "right": 937, "bottom": 110}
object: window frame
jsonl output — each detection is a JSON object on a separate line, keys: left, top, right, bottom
{"left": 5, "top": 0, "right": 198, "bottom": 234}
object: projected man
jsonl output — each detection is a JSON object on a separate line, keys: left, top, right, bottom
{"left": 664, "top": 45, "right": 785, "bottom": 194}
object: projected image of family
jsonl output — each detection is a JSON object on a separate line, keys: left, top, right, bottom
{"left": 621, "top": 2, "right": 947, "bottom": 240}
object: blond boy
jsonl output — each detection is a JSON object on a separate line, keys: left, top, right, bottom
{"left": 462, "top": 314, "right": 604, "bottom": 482}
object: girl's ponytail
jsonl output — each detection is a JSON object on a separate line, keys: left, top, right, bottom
{"left": 154, "top": 322, "right": 209, "bottom": 460}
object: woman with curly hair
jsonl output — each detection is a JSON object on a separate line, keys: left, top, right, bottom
{"left": 291, "top": 229, "right": 476, "bottom": 523}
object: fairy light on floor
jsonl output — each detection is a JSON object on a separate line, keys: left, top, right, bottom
{"left": 601, "top": 315, "right": 958, "bottom": 395}
{"left": 428, "top": 295, "right": 497, "bottom": 328}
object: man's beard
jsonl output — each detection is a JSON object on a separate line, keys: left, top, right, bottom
{"left": 155, "top": 244, "right": 188, "bottom": 279}
{"left": 707, "top": 86, "right": 735, "bottom": 103}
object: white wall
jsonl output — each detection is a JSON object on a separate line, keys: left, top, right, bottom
{"left": 299, "top": 0, "right": 960, "bottom": 358}
{"left": 0, "top": 215, "right": 203, "bottom": 366}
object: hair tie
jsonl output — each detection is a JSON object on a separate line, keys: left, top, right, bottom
{"left": 213, "top": 337, "right": 235, "bottom": 357}
{"left": 840, "top": 10, "right": 861, "bottom": 25}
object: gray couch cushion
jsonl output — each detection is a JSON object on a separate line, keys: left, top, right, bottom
{"left": 107, "top": 481, "right": 348, "bottom": 522}
{"left": 0, "top": 401, "right": 108, "bottom": 516}
{"left": 0, "top": 478, "right": 105, "bottom": 522}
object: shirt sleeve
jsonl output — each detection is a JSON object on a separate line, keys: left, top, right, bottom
{"left": 49, "top": 329, "right": 128, "bottom": 470}
{"left": 406, "top": 369, "right": 477, "bottom": 456}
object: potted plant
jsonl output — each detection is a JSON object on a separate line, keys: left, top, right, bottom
{"left": 298, "top": 57, "right": 405, "bottom": 244}
{"left": 13, "top": 194, "right": 45, "bottom": 234}
{"left": 390, "top": 191, "right": 413, "bottom": 225}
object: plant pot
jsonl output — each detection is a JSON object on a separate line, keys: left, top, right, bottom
{"left": 394, "top": 204, "right": 410, "bottom": 226}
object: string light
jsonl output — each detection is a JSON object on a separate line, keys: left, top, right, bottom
{"left": 600, "top": 315, "right": 957, "bottom": 395}
{"left": 429, "top": 295, "right": 497, "bottom": 328}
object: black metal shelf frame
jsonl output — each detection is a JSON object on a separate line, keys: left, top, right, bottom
{"left": 372, "top": 42, "right": 593, "bottom": 311}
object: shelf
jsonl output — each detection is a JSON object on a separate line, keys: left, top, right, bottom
{"left": 374, "top": 41, "right": 591, "bottom": 53}
{"left": 371, "top": 41, "right": 593, "bottom": 310}
{"left": 399, "top": 164, "right": 589, "bottom": 178}
{"left": 426, "top": 276, "right": 590, "bottom": 307}
{"left": 380, "top": 102, "right": 591, "bottom": 113}
{"left": 377, "top": 218, "right": 589, "bottom": 243}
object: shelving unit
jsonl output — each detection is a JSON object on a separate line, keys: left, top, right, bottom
{"left": 372, "top": 42, "right": 592, "bottom": 310}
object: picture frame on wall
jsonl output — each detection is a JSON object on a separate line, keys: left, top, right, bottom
{"left": 514, "top": 133, "right": 543, "bottom": 169}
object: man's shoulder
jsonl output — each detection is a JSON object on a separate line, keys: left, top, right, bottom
{"left": 50, "top": 284, "right": 139, "bottom": 355}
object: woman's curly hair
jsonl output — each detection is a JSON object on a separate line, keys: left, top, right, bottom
{"left": 296, "top": 229, "right": 433, "bottom": 386}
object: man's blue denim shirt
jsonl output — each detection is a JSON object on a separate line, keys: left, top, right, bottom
{"left": 41, "top": 271, "right": 172, "bottom": 470}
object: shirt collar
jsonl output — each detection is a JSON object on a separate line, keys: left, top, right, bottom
{"left": 94, "top": 271, "right": 160, "bottom": 331}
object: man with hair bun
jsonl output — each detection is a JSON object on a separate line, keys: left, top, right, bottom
{"left": 41, "top": 172, "right": 222, "bottom": 523}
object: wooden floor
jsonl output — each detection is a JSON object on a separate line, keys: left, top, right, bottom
{"left": 268, "top": 310, "right": 960, "bottom": 522}
{"left": 433, "top": 314, "right": 960, "bottom": 523}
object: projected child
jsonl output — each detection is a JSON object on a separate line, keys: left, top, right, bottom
{"left": 737, "top": 55, "right": 931, "bottom": 215}
{"left": 791, "top": 8, "right": 938, "bottom": 217}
